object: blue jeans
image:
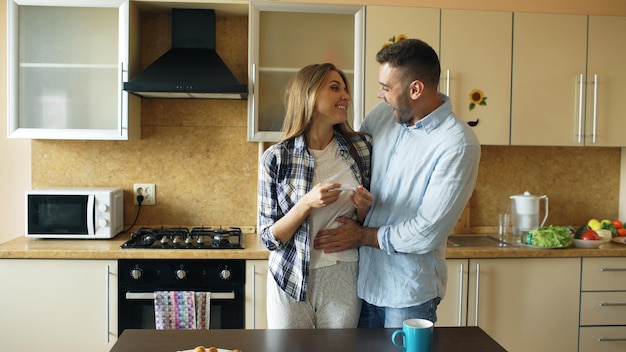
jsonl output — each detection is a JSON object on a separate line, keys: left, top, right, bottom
{"left": 357, "top": 297, "right": 441, "bottom": 328}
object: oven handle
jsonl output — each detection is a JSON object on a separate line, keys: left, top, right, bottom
{"left": 125, "top": 292, "right": 235, "bottom": 300}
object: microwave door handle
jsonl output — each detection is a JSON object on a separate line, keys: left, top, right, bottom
{"left": 87, "top": 194, "right": 95, "bottom": 235}
{"left": 125, "top": 292, "right": 236, "bottom": 300}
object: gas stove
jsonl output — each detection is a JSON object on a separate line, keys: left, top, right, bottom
{"left": 120, "top": 226, "right": 245, "bottom": 249}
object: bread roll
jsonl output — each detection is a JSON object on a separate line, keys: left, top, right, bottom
{"left": 193, "top": 347, "right": 206, "bottom": 352}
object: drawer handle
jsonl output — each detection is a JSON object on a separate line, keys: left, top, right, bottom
{"left": 599, "top": 302, "right": 626, "bottom": 307}
{"left": 600, "top": 267, "right": 626, "bottom": 272}
{"left": 598, "top": 337, "right": 626, "bottom": 342}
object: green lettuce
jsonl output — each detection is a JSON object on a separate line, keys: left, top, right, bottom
{"left": 528, "top": 226, "right": 573, "bottom": 247}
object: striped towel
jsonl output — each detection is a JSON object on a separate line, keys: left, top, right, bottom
{"left": 154, "top": 291, "right": 211, "bottom": 330}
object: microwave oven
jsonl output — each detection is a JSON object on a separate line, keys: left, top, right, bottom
{"left": 26, "top": 187, "right": 124, "bottom": 239}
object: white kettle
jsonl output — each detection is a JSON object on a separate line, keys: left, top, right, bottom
{"left": 510, "top": 191, "right": 549, "bottom": 236}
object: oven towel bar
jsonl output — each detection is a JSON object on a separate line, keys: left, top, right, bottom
{"left": 154, "top": 291, "right": 211, "bottom": 330}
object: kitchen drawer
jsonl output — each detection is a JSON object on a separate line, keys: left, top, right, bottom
{"left": 582, "top": 258, "right": 626, "bottom": 291}
{"left": 579, "top": 326, "right": 626, "bottom": 352}
{"left": 580, "top": 292, "right": 626, "bottom": 325}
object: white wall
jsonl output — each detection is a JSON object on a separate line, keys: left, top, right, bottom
{"left": 1, "top": 1, "right": 31, "bottom": 244}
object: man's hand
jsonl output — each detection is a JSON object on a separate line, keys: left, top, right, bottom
{"left": 314, "top": 217, "right": 379, "bottom": 253}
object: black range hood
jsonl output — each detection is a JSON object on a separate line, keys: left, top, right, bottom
{"left": 123, "top": 8, "right": 247, "bottom": 99}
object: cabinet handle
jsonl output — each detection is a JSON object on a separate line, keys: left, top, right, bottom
{"left": 599, "top": 302, "right": 626, "bottom": 307}
{"left": 592, "top": 74, "right": 598, "bottom": 144}
{"left": 600, "top": 267, "right": 626, "bottom": 272}
{"left": 598, "top": 337, "right": 626, "bottom": 342}
{"left": 105, "top": 264, "right": 110, "bottom": 344}
{"left": 252, "top": 264, "right": 257, "bottom": 329}
{"left": 457, "top": 263, "right": 464, "bottom": 326}
{"left": 474, "top": 263, "right": 480, "bottom": 326}
{"left": 119, "top": 62, "right": 126, "bottom": 136}
{"left": 577, "top": 74, "right": 584, "bottom": 144}
{"left": 445, "top": 69, "right": 450, "bottom": 96}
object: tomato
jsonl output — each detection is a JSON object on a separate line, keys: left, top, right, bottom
{"left": 613, "top": 220, "right": 623, "bottom": 230}
{"left": 580, "top": 229, "right": 600, "bottom": 240}
{"left": 617, "top": 228, "right": 626, "bottom": 237}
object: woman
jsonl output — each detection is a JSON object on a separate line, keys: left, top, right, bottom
{"left": 258, "top": 63, "right": 372, "bottom": 329}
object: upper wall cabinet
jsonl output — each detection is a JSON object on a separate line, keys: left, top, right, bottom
{"left": 440, "top": 9, "right": 512, "bottom": 146}
{"left": 7, "top": 0, "right": 139, "bottom": 140}
{"left": 364, "top": 6, "right": 439, "bottom": 115}
{"left": 512, "top": 13, "right": 626, "bottom": 147}
{"left": 248, "top": 2, "right": 365, "bottom": 142}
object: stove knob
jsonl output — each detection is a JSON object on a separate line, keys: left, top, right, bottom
{"left": 176, "top": 269, "right": 187, "bottom": 280}
{"left": 130, "top": 268, "right": 143, "bottom": 280}
{"left": 219, "top": 268, "right": 232, "bottom": 280}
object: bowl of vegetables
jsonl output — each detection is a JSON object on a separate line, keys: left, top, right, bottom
{"left": 521, "top": 226, "right": 573, "bottom": 248}
{"left": 572, "top": 228, "right": 609, "bottom": 248}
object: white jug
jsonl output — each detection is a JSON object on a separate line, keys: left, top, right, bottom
{"left": 510, "top": 191, "right": 549, "bottom": 236}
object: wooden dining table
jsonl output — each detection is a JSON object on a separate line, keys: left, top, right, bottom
{"left": 110, "top": 327, "right": 507, "bottom": 352}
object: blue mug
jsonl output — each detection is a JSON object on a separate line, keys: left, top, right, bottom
{"left": 391, "top": 318, "right": 433, "bottom": 352}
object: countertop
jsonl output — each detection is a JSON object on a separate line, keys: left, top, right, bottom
{"left": 110, "top": 327, "right": 506, "bottom": 352}
{"left": 1, "top": 230, "right": 626, "bottom": 259}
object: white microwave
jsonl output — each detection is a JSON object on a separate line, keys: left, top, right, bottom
{"left": 26, "top": 187, "right": 124, "bottom": 239}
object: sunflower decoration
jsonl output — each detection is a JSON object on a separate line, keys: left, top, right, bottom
{"left": 383, "top": 34, "right": 408, "bottom": 48}
{"left": 469, "top": 89, "right": 487, "bottom": 111}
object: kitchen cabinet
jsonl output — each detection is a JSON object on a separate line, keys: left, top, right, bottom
{"left": 364, "top": 6, "right": 439, "bottom": 115}
{"left": 511, "top": 13, "right": 626, "bottom": 147}
{"left": 579, "top": 257, "right": 626, "bottom": 352}
{"left": 245, "top": 259, "right": 267, "bottom": 329}
{"left": 247, "top": 2, "right": 365, "bottom": 141}
{"left": 0, "top": 259, "right": 118, "bottom": 352}
{"left": 439, "top": 9, "right": 512, "bottom": 145}
{"left": 438, "top": 258, "right": 580, "bottom": 352}
{"left": 7, "top": 0, "right": 140, "bottom": 140}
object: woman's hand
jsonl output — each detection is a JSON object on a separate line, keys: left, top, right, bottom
{"left": 351, "top": 185, "right": 373, "bottom": 209}
{"left": 301, "top": 182, "right": 342, "bottom": 210}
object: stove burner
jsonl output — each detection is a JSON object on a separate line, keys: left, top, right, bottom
{"left": 121, "top": 226, "right": 245, "bottom": 249}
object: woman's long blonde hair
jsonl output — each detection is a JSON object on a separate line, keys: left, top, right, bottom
{"left": 279, "top": 63, "right": 357, "bottom": 141}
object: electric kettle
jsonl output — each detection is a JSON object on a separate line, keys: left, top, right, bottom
{"left": 510, "top": 191, "right": 549, "bottom": 236}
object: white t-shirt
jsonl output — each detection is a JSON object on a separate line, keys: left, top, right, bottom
{"left": 308, "top": 139, "right": 359, "bottom": 269}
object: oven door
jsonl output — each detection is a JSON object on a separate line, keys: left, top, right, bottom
{"left": 118, "top": 288, "right": 244, "bottom": 335}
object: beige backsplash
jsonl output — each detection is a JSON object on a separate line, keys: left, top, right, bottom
{"left": 31, "top": 12, "right": 622, "bottom": 231}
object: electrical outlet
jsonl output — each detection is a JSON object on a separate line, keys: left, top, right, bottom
{"left": 133, "top": 183, "right": 156, "bottom": 205}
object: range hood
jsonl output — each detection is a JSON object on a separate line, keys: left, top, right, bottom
{"left": 123, "top": 8, "right": 247, "bottom": 99}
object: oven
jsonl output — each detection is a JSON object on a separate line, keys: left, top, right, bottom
{"left": 118, "top": 259, "right": 245, "bottom": 335}
{"left": 118, "top": 226, "right": 247, "bottom": 335}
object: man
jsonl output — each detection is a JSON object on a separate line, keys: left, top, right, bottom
{"left": 313, "top": 38, "right": 480, "bottom": 328}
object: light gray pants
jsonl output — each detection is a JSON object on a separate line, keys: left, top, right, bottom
{"left": 266, "top": 261, "right": 360, "bottom": 329}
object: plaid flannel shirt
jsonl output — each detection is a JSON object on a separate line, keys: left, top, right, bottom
{"left": 257, "top": 131, "right": 371, "bottom": 301}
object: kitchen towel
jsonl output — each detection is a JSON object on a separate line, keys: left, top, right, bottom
{"left": 154, "top": 291, "right": 211, "bottom": 330}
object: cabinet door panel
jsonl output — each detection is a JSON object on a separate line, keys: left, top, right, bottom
{"left": 586, "top": 16, "right": 626, "bottom": 147}
{"left": 245, "top": 260, "right": 268, "bottom": 329}
{"left": 364, "top": 6, "right": 439, "bottom": 114}
{"left": 511, "top": 13, "right": 587, "bottom": 146}
{"left": 440, "top": 9, "right": 512, "bottom": 145}
{"left": 468, "top": 258, "right": 580, "bottom": 352}
{"left": 248, "top": 2, "right": 364, "bottom": 141}
{"left": 437, "top": 259, "right": 468, "bottom": 327}
{"left": 0, "top": 259, "right": 118, "bottom": 351}
{"left": 580, "top": 326, "right": 626, "bottom": 352}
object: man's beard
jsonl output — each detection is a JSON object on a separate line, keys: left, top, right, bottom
{"left": 393, "top": 93, "right": 413, "bottom": 124}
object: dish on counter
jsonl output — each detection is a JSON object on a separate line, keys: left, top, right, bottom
{"left": 611, "top": 237, "right": 626, "bottom": 245}
{"left": 572, "top": 238, "right": 610, "bottom": 248}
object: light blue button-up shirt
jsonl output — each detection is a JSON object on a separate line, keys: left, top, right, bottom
{"left": 358, "top": 94, "right": 480, "bottom": 308}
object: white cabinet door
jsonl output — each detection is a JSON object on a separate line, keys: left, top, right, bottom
{"left": 511, "top": 12, "right": 588, "bottom": 146}
{"left": 364, "top": 6, "right": 439, "bottom": 115}
{"left": 467, "top": 258, "right": 580, "bottom": 352}
{"left": 437, "top": 259, "right": 468, "bottom": 327}
{"left": 440, "top": 9, "right": 512, "bottom": 145}
{"left": 7, "top": 0, "right": 139, "bottom": 140}
{"left": 247, "top": 2, "right": 365, "bottom": 141}
{"left": 585, "top": 16, "right": 626, "bottom": 147}
{"left": 0, "top": 259, "right": 118, "bottom": 352}
{"left": 245, "top": 260, "right": 267, "bottom": 329}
